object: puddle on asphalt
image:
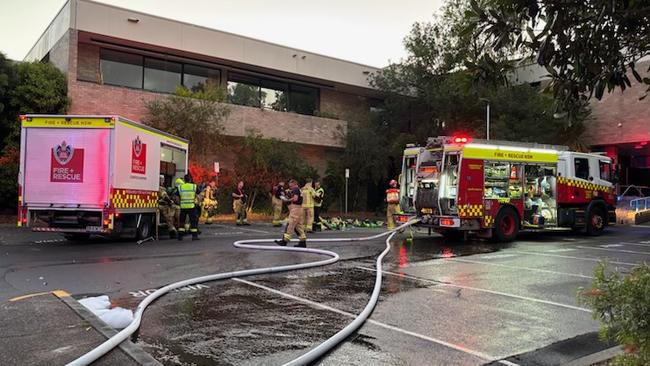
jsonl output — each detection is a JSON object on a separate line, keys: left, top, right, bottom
{"left": 135, "top": 282, "right": 350, "bottom": 365}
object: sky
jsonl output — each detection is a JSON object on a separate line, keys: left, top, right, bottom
{"left": 0, "top": 0, "right": 444, "bottom": 67}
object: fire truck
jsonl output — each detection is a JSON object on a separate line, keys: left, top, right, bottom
{"left": 17, "top": 115, "right": 189, "bottom": 240}
{"left": 395, "top": 137, "right": 617, "bottom": 241}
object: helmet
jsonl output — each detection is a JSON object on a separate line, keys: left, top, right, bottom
{"left": 389, "top": 179, "right": 397, "bottom": 187}
{"left": 175, "top": 178, "right": 184, "bottom": 186}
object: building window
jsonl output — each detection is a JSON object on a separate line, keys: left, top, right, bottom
{"left": 144, "top": 58, "right": 182, "bottom": 93}
{"left": 228, "top": 74, "right": 261, "bottom": 107}
{"left": 261, "top": 79, "right": 287, "bottom": 111}
{"left": 183, "top": 64, "right": 220, "bottom": 92}
{"left": 100, "top": 49, "right": 143, "bottom": 89}
{"left": 574, "top": 158, "right": 590, "bottom": 180}
{"left": 289, "top": 84, "right": 318, "bottom": 115}
{"left": 227, "top": 73, "right": 317, "bottom": 115}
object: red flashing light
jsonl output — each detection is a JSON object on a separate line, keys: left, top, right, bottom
{"left": 115, "top": 212, "right": 120, "bottom": 218}
{"left": 21, "top": 217, "right": 27, "bottom": 224}
{"left": 103, "top": 219, "right": 110, "bottom": 226}
{"left": 452, "top": 136, "right": 471, "bottom": 144}
{"left": 641, "top": 141, "right": 648, "bottom": 146}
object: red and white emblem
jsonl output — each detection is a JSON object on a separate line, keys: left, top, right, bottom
{"left": 133, "top": 136, "right": 143, "bottom": 158}
{"left": 131, "top": 136, "right": 147, "bottom": 174}
{"left": 54, "top": 141, "right": 74, "bottom": 165}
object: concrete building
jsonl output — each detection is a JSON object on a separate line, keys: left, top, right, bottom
{"left": 512, "top": 60, "right": 650, "bottom": 191}
{"left": 25, "top": 0, "right": 381, "bottom": 172}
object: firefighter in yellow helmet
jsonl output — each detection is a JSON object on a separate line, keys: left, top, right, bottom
{"left": 178, "top": 174, "right": 200, "bottom": 241}
{"left": 386, "top": 179, "right": 401, "bottom": 230}
{"left": 275, "top": 179, "right": 307, "bottom": 247}
{"left": 301, "top": 178, "right": 315, "bottom": 232}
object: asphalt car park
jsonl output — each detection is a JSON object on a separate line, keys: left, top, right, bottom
{"left": 1, "top": 223, "right": 649, "bottom": 365}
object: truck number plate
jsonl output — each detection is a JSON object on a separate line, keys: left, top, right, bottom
{"left": 86, "top": 226, "right": 103, "bottom": 232}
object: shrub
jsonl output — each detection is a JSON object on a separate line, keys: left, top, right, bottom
{"left": 579, "top": 262, "right": 650, "bottom": 366}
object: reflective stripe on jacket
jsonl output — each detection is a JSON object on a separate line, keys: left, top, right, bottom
{"left": 314, "top": 187, "right": 325, "bottom": 207}
{"left": 179, "top": 183, "right": 197, "bottom": 209}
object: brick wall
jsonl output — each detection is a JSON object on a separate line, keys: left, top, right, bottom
{"left": 583, "top": 61, "right": 650, "bottom": 146}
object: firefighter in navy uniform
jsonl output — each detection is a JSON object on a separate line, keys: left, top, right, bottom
{"left": 275, "top": 179, "right": 307, "bottom": 247}
{"left": 232, "top": 180, "right": 250, "bottom": 225}
{"left": 386, "top": 179, "right": 401, "bottom": 230}
{"left": 178, "top": 174, "right": 200, "bottom": 241}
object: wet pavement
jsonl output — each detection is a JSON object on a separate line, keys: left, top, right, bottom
{"left": 1, "top": 222, "right": 649, "bottom": 365}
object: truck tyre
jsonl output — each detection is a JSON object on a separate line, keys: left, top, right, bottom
{"left": 136, "top": 216, "right": 153, "bottom": 240}
{"left": 494, "top": 207, "right": 519, "bottom": 242}
{"left": 63, "top": 233, "right": 90, "bottom": 242}
{"left": 586, "top": 206, "right": 605, "bottom": 236}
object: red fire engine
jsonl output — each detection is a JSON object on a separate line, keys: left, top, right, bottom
{"left": 396, "top": 137, "right": 617, "bottom": 242}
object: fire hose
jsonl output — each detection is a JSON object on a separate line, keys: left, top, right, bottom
{"left": 66, "top": 219, "right": 418, "bottom": 366}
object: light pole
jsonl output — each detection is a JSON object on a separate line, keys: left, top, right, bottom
{"left": 344, "top": 168, "right": 349, "bottom": 214}
{"left": 480, "top": 98, "right": 490, "bottom": 140}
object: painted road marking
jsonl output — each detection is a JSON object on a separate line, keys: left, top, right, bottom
{"left": 447, "top": 258, "right": 594, "bottom": 279}
{"left": 213, "top": 231, "right": 244, "bottom": 236}
{"left": 600, "top": 244, "right": 623, "bottom": 248}
{"left": 616, "top": 242, "right": 650, "bottom": 248}
{"left": 576, "top": 246, "right": 650, "bottom": 256}
{"left": 479, "top": 254, "right": 518, "bottom": 260}
{"left": 9, "top": 289, "right": 70, "bottom": 302}
{"left": 129, "top": 284, "right": 209, "bottom": 298}
{"left": 510, "top": 250, "right": 638, "bottom": 266}
{"left": 34, "top": 239, "right": 66, "bottom": 244}
{"left": 233, "top": 278, "right": 500, "bottom": 362}
{"left": 546, "top": 248, "right": 577, "bottom": 253}
{"left": 213, "top": 224, "right": 272, "bottom": 235}
{"left": 357, "top": 267, "right": 592, "bottom": 313}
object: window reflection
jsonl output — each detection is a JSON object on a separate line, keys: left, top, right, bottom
{"left": 183, "top": 64, "right": 220, "bottom": 92}
{"left": 100, "top": 49, "right": 143, "bottom": 89}
{"left": 144, "top": 58, "right": 182, "bottom": 93}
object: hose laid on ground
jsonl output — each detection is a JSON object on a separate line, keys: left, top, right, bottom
{"left": 66, "top": 219, "right": 418, "bottom": 366}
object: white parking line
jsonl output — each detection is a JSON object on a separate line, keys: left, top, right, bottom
{"left": 576, "top": 246, "right": 650, "bottom": 256}
{"left": 509, "top": 250, "right": 638, "bottom": 266}
{"left": 233, "top": 278, "right": 499, "bottom": 362}
{"left": 616, "top": 242, "right": 650, "bottom": 248}
{"left": 357, "top": 267, "right": 592, "bottom": 313}
{"left": 213, "top": 224, "right": 272, "bottom": 234}
{"left": 446, "top": 258, "right": 594, "bottom": 279}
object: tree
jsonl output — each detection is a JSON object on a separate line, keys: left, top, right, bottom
{"left": 233, "top": 130, "right": 317, "bottom": 212}
{"left": 467, "top": 0, "right": 650, "bottom": 119}
{"left": 144, "top": 84, "right": 230, "bottom": 163}
{"left": 0, "top": 55, "right": 69, "bottom": 212}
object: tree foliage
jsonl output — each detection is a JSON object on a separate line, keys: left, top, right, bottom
{"left": 232, "top": 130, "right": 317, "bottom": 212}
{"left": 0, "top": 55, "right": 69, "bottom": 212}
{"left": 467, "top": 0, "right": 650, "bottom": 118}
{"left": 580, "top": 262, "right": 650, "bottom": 366}
{"left": 144, "top": 84, "right": 230, "bottom": 163}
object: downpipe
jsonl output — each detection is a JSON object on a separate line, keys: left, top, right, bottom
{"left": 66, "top": 219, "right": 419, "bottom": 366}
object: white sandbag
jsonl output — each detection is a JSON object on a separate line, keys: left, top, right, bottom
{"left": 99, "top": 307, "right": 134, "bottom": 329}
{"left": 79, "top": 295, "right": 111, "bottom": 311}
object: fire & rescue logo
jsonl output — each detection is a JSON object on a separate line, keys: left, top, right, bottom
{"left": 51, "top": 141, "right": 84, "bottom": 183}
{"left": 131, "top": 136, "right": 147, "bottom": 174}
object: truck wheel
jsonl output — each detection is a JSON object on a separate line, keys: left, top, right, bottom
{"left": 63, "top": 233, "right": 90, "bottom": 242}
{"left": 586, "top": 207, "right": 605, "bottom": 236}
{"left": 494, "top": 207, "right": 519, "bottom": 242}
{"left": 136, "top": 216, "right": 153, "bottom": 240}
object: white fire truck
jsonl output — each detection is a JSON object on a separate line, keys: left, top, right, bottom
{"left": 17, "top": 115, "right": 189, "bottom": 240}
{"left": 395, "top": 136, "right": 617, "bottom": 241}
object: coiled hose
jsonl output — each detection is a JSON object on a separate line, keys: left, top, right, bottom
{"left": 67, "top": 219, "right": 418, "bottom": 366}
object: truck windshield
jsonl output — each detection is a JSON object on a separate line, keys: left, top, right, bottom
{"left": 439, "top": 153, "right": 459, "bottom": 199}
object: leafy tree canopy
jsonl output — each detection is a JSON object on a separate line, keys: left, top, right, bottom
{"left": 466, "top": 0, "right": 650, "bottom": 118}
{"left": 144, "top": 84, "right": 230, "bottom": 163}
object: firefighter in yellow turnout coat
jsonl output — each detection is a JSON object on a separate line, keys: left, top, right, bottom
{"left": 386, "top": 179, "right": 401, "bottom": 230}
{"left": 301, "top": 179, "right": 315, "bottom": 232}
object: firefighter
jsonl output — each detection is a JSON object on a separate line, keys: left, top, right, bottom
{"left": 275, "top": 179, "right": 307, "bottom": 247}
{"left": 385, "top": 179, "right": 401, "bottom": 230}
{"left": 301, "top": 178, "right": 315, "bottom": 232}
{"left": 232, "top": 180, "right": 250, "bottom": 226}
{"left": 313, "top": 181, "right": 324, "bottom": 232}
{"left": 178, "top": 174, "right": 200, "bottom": 241}
{"left": 271, "top": 181, "right": 285, "bottom": 227}
{"left": 201, "top": 179, "right": 218, "bottom": 224}
{"left": 158, "top": 175, "right": 178, "bottom": 239}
